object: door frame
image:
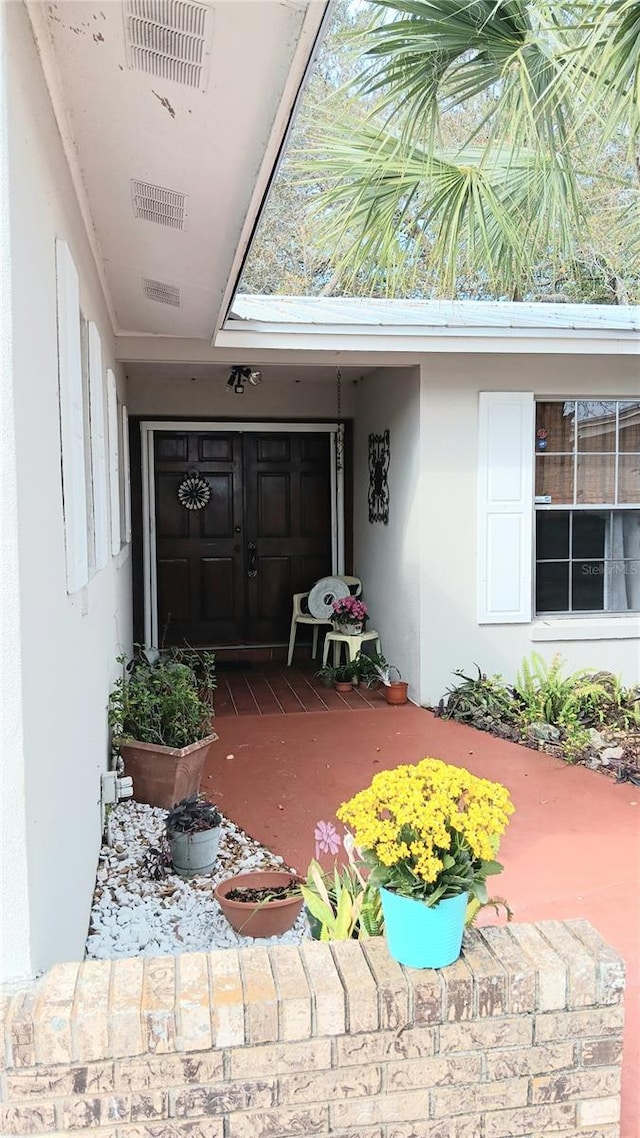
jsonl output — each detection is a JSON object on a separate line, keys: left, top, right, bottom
{"left": 141, "top": 420, "right": 345, "bottom": 648}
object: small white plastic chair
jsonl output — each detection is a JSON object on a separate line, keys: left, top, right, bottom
{"left": 287, "top": 576, "right": 362, "bottom": 666}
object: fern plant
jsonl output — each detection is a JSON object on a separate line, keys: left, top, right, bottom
{"left": 515, "top": 653, "right": 628, "bottom": 729}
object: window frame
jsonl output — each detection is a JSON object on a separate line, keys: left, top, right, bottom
{"left": 534, "top": 398, "right": 640, "bottom": 618}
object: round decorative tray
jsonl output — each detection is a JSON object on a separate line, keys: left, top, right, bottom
{"left": 307, "top": 576, "right": 350, "bottom": 619}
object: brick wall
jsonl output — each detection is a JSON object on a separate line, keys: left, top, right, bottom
{"left": 0, "top": 920, "right": 625, "bottom": 1138}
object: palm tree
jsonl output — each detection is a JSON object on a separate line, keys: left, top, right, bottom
{"left": 303, "top": 0, "right": 640, "bottom": 299}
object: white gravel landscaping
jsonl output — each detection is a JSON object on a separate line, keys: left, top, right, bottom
{"left": 85, "top": 801, "right": 308, "bottom": 959}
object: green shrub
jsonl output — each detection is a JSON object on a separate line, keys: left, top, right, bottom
{"left": 439, "top": 653, "right": 639, "bottom": 765}
{"left": 437, "top": 666, "right": 520, "bottom": 730}
{"left": 109, "top": 647, "right": 216, "bottom": 750}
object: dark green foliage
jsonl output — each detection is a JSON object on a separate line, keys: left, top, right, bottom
{"left": 166, "top": 794, "right": 221, "bottom": 836}
{"left": 354, "top": 649, "right": 388, "bottom": 688}
{"left": 515, "top": 654, "right": 639, "bottom": 731}
{"left": 437, "top": 665, "right": 520, "bottom": 731}
{"left": 316, "top": 660, "right": 360, "bottom": 684}
{"left": 365, "top": 829, "right": 504, "bottom": 908}
{"left": 438, "top": 653, "right": 640, "bottom": 763}
{"left": 109, "top": 647, "right": 216, "bottom": 751}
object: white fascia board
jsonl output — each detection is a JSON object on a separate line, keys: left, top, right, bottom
{"left": 215, "top": 325, "right": 640, "bottom": 355}
{"left": 215, "top": 0, "right": 334, "bottom": 337}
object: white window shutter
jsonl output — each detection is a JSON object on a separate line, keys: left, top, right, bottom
{"left": 55, "top": 240, "right": 88, "bottom": 594}
{"left": 106, "top": 369, "right": 121, "bottom": 555}
{"left": 477, "top": 391, "right": 534, "bottom": 623}
{"left": 121, "top": 403, "right": 132, "bottom": 544}
{"left": 88, "top": 323, "right": 109, "bottom": 570}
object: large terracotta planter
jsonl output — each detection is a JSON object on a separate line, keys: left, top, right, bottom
{"left": 214, "top": 871, "right": 303, "bottom": 938}
{"left": 121, "top": 733, "right": 217, "bottom": 809}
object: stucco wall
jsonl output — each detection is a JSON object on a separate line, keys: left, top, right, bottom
{"left": 354, "top": 366, "right": 421, "bottom": 701}
{"left": 126, "top": 372, "right": 356, "bottom": 420}
{"left": 0, "top": 2, "right": 132, "bottom": 981}
{"left": 419, "top": 353, "right": 640, "bottom": 705}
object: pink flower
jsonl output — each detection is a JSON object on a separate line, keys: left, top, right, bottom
{"left": 331, "top": 596, "right": 368, "bottom": 623}
{"left": 314, "top": 820, "right": 342, "bottom": 858}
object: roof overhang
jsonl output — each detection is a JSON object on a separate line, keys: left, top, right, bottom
{"left": 28, "top": 1, "right": 332, "bottom": 339}
{"left": 216, "top": 295, "right": 640, "bottom": 355}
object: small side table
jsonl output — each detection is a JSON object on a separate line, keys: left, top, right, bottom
{"left": 323, "top": 629, "right": 382, "bottom": 667}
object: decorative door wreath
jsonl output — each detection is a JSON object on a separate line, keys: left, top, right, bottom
{"left": 368, "top": 430, "right": 390, "bottom": 524}
{"left": 177, "top": 473, "right": 211, "bottom": 511}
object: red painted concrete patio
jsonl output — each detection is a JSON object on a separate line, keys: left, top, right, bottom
{"left": 203, "top": 696, "right": 640, "bottom": 1134}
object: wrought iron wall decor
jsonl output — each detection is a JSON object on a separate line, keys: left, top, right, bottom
{"left": 368, "top": 430, "right": 390, "bottom": 524}
{"left": 177, "top": 473, "right": 211, "bottom": 511}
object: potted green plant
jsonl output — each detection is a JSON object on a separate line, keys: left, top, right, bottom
{"left": 354, "top": 649, "right": 387, "bottom": 689}
{"left": 214, "top": 871, "right": 304, "bottom": 938}
{"left": 109, "top": 647, "right": 217, "bottom": 809}
{"left": 333, "top": 661, "right": 359, "bottom": 693}
{"left": 166, "top": 794, "right": 222, "bottom": 878}
{"left": 314, "top": 664, "right": 335, "bottom": 689}
{"left": 337, "top": 758, "right": 514, "bottom": 969}
{"left": 376, "top": 662, "right": 409, "bottom": 705}
{"left": 302, "top": 823, "right": 384, "bottom": 941}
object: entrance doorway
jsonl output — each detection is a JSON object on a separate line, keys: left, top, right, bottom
{"left": 144, "top": 424, "right": 342, "bottom": 648}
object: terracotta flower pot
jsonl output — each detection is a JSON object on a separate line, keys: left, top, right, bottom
{"left": 121, "top": 733, "right": 217, "bottom": 809}
{"left": 383, "top": 682, "right": 409, "bottom": 705}
{"left": 334, "top": 680, "right": 354, "bottom": 693}
{"left": 214, "top": 871, "right": 303, "bottom": 938}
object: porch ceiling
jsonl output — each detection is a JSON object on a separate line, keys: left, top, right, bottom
{"left": 121, "top": 361, "right": 376, "bottom": 383}
{"left": 30, "top": 0, "right": 330, "bottom": 339}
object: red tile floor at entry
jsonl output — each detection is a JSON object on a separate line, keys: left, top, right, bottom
{"left": 203, "top": 704, "right": 640, "bottom": 1134}
{"left": 214, "top": 666, "right": 390, "bottom": 716}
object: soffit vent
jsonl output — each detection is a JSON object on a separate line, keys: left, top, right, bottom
{"left": 124, "top": 0, "right": 211, "bottom": 91}
{"left": 132, "top": 180, "right": 188, "bottom": 229}
{"left": 142, "top": 277, "right": 181, "bottom": 307}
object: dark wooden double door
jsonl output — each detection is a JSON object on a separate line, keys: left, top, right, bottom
{"left": 155, "top": 430, "right": 333, "bottom": 646}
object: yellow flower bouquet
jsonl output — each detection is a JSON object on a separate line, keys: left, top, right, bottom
{"left": 337, "top": 758, "right": 514, "bottom": 967}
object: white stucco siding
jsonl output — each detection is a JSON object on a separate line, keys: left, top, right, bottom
{"left": 419, "top": 354, "right": 640, "bottom": 706}
{"left": 2, "top": 2, "right": 131, "bottom": 980}
{"left": 354, "top": 367, "right": 422, "bottom": 701}
{"left": 0, "top": 0, "right": 31, "bottom": 984}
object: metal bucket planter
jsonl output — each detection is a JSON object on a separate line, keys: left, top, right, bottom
{"left": 169, "top": 825, "right": 221, "bottom": 878}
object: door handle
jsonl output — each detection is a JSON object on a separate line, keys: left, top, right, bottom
{"left": 247, "top": 541, "right": 258, "bottom": 578}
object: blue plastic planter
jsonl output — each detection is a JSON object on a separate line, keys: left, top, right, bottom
{"left": 379, "top": 887, "right": 468, "bottom": 969}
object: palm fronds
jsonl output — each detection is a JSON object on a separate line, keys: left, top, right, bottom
{"left": 298, "top": 0, "right": 640, "bottom": 297}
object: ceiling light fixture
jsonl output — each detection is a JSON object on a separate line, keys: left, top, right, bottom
{"left": 227, "top": 366, "right": 262, "bottom": 394}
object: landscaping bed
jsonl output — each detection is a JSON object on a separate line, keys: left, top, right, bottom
{"left": 435, "top": 653, "right": 640, "bottom": 783}
{"left": 85, "top": 801, "right": 307, "bottom": 959}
